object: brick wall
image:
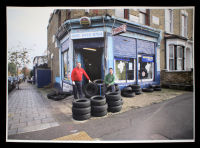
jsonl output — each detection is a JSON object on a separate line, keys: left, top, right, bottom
{"left": 160, "top": 70, "right": 193, "bottom": 85}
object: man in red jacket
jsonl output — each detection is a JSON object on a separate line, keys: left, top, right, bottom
{"left": 71, "top": 62, "right": 91, "bottom": 99}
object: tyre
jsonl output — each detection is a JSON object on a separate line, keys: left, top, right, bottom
{"left": 129, "top": 84, "right": 141, "bottom": 89}
{"left": 105, "top": 92, "right": 121, "bottom": 101}
{"left": 90, "top": 95, "right": 106, "bottom": 106}
{"left": 72, "top": 99, "right": 91, "bottom": 108}
{"left": 135, "top": 91, "right": 142, "bottom": 95}
{"left": 83, "top": 83, "right": 98, "bottom": 98}
{"left": 91, "top": 103, "right": 108, "bottom": 112}
{"left": 114, "top": 84, "right": 119, "bottom": 91}
{"left": 131, "top": 88, "right": 142, "bottom": 92}
{"left": 154, "top": 88, "right": 162, "bottom": 91}
{"left": 107, "top": 99, "right": 123, "bottom": 107}
{"left": 93, "top": 79, "right": 105, "bottom": 84}
{"left": 72, "top": 113, "right": 91, "bottom": 121}
{"left": 72, "top": 106, "right": 91, "bottom": 115}
{"left": 47, "top": 91, "right": 56, "bottom": 99}
{"left": 122, "top": 87, "right": 132, "bottom": 92}
{"left": 121, "top": 91, "right": 135, "bottom": 97}
{"left": 108, "top": 105, "right": 122, "bottom": 113}
{"left": 142, "top": 88, "right": 154, "bottom": 92}
{"left": 91, "top": 110, "right": 107, "bottom": 117}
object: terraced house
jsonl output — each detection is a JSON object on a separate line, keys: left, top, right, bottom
{"left": 47, "top": 7, "right": 194, "bottom": 90}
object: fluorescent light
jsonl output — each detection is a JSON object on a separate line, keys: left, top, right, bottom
{"left": 83, "top": 48, "right": 96, "bottom": 51}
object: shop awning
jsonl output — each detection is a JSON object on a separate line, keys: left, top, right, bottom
{"left": 137, "top": 39, "right": 155, "bottom": 55}
{"left": 73, "top": 38, "right": 104, "bottom": 49}
{"left": 113, "top": 35, "right": 137, "bottom": 58}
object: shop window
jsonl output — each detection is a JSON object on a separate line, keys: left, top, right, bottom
{"left": 114, "top": 58, "right": 135, "bottom": 83}
{"left": 63, "top": 51, "right": 69, "bottom": 80}
{"left": 138, "top": 55, "right": 154, "bottom": 80}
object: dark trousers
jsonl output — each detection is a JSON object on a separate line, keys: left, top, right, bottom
{"left": 73, "top": 81, "right": 83, "bottom": 99}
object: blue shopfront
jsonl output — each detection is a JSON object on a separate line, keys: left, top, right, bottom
{"left": 55, "top": 16, "right": 162, "bottom": 90}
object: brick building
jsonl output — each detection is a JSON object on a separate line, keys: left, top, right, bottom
{"left": 47, "top": 7, "right": 194, "bottom": 90}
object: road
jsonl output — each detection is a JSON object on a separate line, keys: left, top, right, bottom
{"left": 8, "top": 92, "right": 194, "bottom": 142}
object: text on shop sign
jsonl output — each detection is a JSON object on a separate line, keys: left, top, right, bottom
{"left": 71, "top": 31, "right": 104, "bottom": 39}
{"left": 112, "top": 24, "right": 127, "bottom": 36}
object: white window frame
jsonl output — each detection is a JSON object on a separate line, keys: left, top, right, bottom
{"left": 115, "top": 9, "right": 124, "bottom": 19}
{"left": 181, "top": 10, "right": 188, "bottom": 38}
{"left": 176, "top": 46, "right": 184, "bottom": 70}
{"left": 169, "top": 45, "right": 175, "bottom": 70}
{"left": 114, "top": 58, "right": 136, "bottom": 83}
{"left": 138, "top": 55, "right": 154, "bottom": 82}
{"left": 165, "top": 9, "right": 173, "bottom": 33}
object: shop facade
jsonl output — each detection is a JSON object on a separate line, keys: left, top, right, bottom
{"left": 55, "top": 15, "right": 162, "bottom": 90}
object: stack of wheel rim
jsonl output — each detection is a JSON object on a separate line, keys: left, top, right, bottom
{"left": 149, "top": 84, "right": 162, "bottom": 91}
{"left": 105, "top": 92, "right": 123, "bottom": 113}
{"left": 121, "top": 86, "right": 136, "bottom": 97}
{"left": 128, "top": 84, "right": 142, "bottom": 95}
{"left": 72, "top": 99, "right": 91, "bottom": 121}
{"left": 90, "top": 95, "right": 108, "bottom": 117}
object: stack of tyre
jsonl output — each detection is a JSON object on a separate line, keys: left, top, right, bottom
{"left": 149, "top": 84, "right": 162, "bottom": 91}
{"left": 128, "top": 84, "right": 142, "bottom": 95}
{"left": 72, "top": 99, "right": 91, "bottom": 121}
{"left": 105, "top": 92, "right": 123, "bottom": 113}
{"left": 90, "top": 95, "right": 108, "bottom": 117}
{"left": 121, "top": 86, "right": 136, "bottom": 97}
{"left": 93, "top": 79, "right": 107, "bottom": 96}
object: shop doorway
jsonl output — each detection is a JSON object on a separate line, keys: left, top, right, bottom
{"left": 82, "top": 48, "right": 103, "bottom": 81}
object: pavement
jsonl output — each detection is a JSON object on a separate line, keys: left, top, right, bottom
{"left": 6, "top": 81, "right": 194, "bottom": 142}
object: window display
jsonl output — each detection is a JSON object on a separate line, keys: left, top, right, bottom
{"left": 63, "top": 51, "right": 68, "bottom": 79}
{"left": 114, "top": 58, "right": 135, "bottom": 82}
{"left": 138, "top": 55, "right": 154, "bottom": 80}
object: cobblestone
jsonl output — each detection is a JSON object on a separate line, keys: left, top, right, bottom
{"left": 7, "top": 82, "right": 60, "bottom": 136}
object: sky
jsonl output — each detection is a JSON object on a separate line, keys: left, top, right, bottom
{"left": 7, "top": 7, "right": 55, "bottom": 69}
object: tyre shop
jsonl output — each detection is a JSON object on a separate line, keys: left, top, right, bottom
{"left": 55, "top": 16, "right": 162, "bottom": 91}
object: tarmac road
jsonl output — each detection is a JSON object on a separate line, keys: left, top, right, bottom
{"left": 8, "top": 92, "right": 194, "bottom": 142}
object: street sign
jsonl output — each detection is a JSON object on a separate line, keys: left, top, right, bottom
{"left": 112, "top": 24, "right": 127, "bottom": 36}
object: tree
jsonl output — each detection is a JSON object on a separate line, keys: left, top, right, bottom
{"left": 21, "top": 67, "right": 30, "bottom": 77}
{"left": 8, "top": 62, "right": 16, "bottom": 76}
{"left": 8, "top": 46, "right": 31, "bottom": 89}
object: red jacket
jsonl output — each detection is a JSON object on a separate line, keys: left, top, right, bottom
{"left": 71, "top": 67, "right": 90, "bottom": 81}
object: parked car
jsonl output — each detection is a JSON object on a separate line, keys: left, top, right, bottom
{"left": 8, "top": 76, "right": 16, "bottom": 92}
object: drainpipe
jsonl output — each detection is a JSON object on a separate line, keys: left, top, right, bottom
{"left": 136, "top": 39, "right": 138, "bottom": 85}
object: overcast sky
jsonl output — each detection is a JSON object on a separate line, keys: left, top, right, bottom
{"left": 7, "top": 7, "right": 55, "bottom": 69}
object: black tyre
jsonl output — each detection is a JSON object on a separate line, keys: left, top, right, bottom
{"left": 91, "top": 110, "right": 107, "bottom": 117}
{"left": 154, "top": 88, "right": 162, "bottom": 91}
{"left": 121, "top": 91, "right": 135, "bottom": 97}
{"left": 83, "top": 83, "right": 98, "bottom": 98}
{"left": 47, "top": 91, "right": 56, "bottom": 99}
{"left": 72, "top": 106, "right": 91, "bottom": 115}
{"left": 122, "top": 86, "right": 132, "bottom": 92}
{"left": 142, "top": 88, "right": 154, "bottom": 92}
{"left": 93, "top": 79, "right": 105, "bottom": 84}
{"left": 90, "top": 95, "right": 106, "bottom": 106}
{"left": 135, "top": 91, "right": 142, "bottom": 95}
{"left": 114, "top": 84, "right": 119, "bottom": 91}
{"left": 131, "top": 88, "right": 142, "bottom": 92}
{"left": 72, "top": 113, "right": 91, "bottom": 121}
{"left": 105, "top": 92, "right": 121, "bottom": 101}
{"left": 72, "top": 99, "right": 91, "bottom": 108}
{"left": 107, "top": 99, "right": 123, "bottom": 107}
{"left": 108, "top": 105, "right": 122, "bottom": 113}
{"left": 129, "top": 84, "right": 141, "bottom": 89}
{"left": 91, "top": 103, "right": 108, "bottom": 112}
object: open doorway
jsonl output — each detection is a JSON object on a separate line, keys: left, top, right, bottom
{"left": 82, "top": 48, "right": 103, "bottom": 81}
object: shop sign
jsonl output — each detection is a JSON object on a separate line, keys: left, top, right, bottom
{"left": 142, "top": 56, "right": 154, "bottom": 62}
{"left": 71, "top": 31, "right": 104, "bottom": 39}
{"left": 112, "top": 24, "right": 127, "bottom": 36}
{"left": 80, "top": 17, "right": 91, "bottom": 27}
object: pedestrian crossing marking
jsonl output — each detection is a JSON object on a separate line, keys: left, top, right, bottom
{"left": 53, "top": 131, "right": 93, "bottom": 141}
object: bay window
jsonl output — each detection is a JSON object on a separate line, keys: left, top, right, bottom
{"left": 168, "top": 45, "right": 185, "bottom": 71}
